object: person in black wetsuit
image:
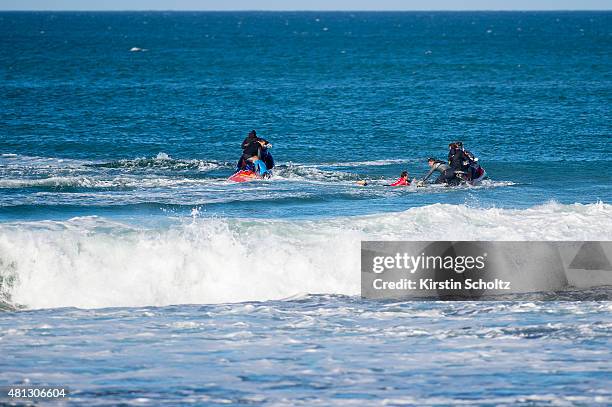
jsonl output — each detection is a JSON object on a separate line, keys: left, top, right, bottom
{"left": 236, "top": 130, "right": 274, "bottom": 174}
{"left": 420, "top": 157, "right": 460, "bottom": 186}
{"left": 448, "top": 142, "right": 469, "bottom": 173}
{"left": 447, "top": 142, "right": 457, "bottom": 163}
{"left": 454, "top": 141, "right": 484, "bottom": 181}
{"left": 241, "top": 130, "right": 259, "bottom": 150}
{"left": 260, "top": 146, "right": 274, "bottom": 171}
{"left": 238, "top": 130, "right": 261, "bottom": 169}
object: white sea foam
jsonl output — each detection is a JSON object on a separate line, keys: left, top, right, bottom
{"left": 0, "top": 202, "right": 610, "bottom": 309}
{"left": 272, "top": 164, "right": 357, "bottom": 183}
{"left": 0, "top": 176, "right": 216, "bottom": 189}
{"left": 0, "top": 177, "right": 104, "bottom": 188}
{"left": 316, "top": 158, "right": 417, "bottom": 167}
{"left": 0, "top": 153, "right": 87, "bottom": 168}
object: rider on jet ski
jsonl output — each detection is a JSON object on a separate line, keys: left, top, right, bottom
{"left": 454, "top": 141, "right": 485, "bottom": 183}
{"left": 236, "top": 130, "right": 274, "bottom": 176}
{"left": 448, "top": 142, "right": 469, "bottom": 173}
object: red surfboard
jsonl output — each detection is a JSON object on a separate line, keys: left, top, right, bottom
{"left": 228, "top": 170, "right": 260, "bottom": 183}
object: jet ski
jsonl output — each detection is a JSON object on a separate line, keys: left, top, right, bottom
{"left": 228, "top": 158, "right": 272, "bottom": 183}
{"left": 469, "top": 167, "right": 487, "bottom": 185}
{"left": 455, "top": 167, "right": 487, "bottom": 186}
{"left": 230, "top": 144, "right": 275, "bottom": 183}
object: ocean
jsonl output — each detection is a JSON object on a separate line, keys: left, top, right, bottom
{"left": 1, "top": 11, "right": 611, "bottom": 405}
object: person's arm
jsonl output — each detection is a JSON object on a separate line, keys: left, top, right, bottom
{"left": 422, "top": 166, "right": 436, "bottom": 182}
{"left": 241, "top": 137, "right": 251, "bottom": 150}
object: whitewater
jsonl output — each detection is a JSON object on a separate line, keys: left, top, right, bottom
{"left": 1, "top": 202, "right": 610, "bottom": 309}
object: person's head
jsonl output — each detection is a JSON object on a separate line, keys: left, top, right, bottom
{"left": 248, "top": 130, "right": 257, "bottom": 138}
{"left": 455, "top": 141, "right": 463, "bottom": 148}
{"left": 448, "top": 143, "right": 457, "bottom": 150}
{"left": 400, "top": 171, "right": 408, "bottom": 179}
{"left": 427, "top": 158, "right": 436, "bottom": 167}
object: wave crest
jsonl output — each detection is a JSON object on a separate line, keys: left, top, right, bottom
{"left": 0, "top": 202, "right": 610, "bottom": 309}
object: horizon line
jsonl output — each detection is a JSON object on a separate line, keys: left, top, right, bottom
{"left": 1, "top": 9, "right": 610, "bottom": 12}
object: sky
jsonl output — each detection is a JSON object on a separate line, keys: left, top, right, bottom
{"left": 1, "top": 0, "right": 610, "bottom": 11}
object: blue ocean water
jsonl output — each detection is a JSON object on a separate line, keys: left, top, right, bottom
{"left": 1, "top": 11, "right": 611, "bottom": 405}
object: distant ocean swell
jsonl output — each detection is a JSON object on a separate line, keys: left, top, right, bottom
{"left": 0, "top": 202, "right": 610, "bottom": 310}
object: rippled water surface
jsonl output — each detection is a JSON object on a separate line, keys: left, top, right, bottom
{"left": 1, "top": 296, "right": 611, "bottom": 406}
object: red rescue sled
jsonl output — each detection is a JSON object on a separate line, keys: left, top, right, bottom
{"left": 228, "top": 170, "right": 260, "bottom": 183}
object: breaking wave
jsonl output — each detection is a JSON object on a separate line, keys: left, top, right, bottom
{"left": 0, "top": 202, "right": 610, "bottom": 310}
{"left": 89, "top": 153, "right": 231, "bottom": 171}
